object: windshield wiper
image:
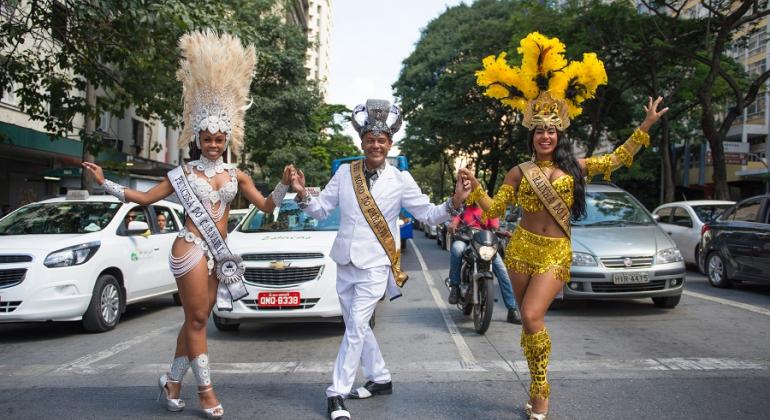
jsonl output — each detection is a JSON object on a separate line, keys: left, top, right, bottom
{"left": 581, "top": 220, "right": 625, "bottom": 226}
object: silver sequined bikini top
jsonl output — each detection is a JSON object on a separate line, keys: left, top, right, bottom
{"left": 185, "top": 162, "right": 238, "bottom": 205}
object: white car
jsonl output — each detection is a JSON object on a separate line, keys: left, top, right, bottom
{"left": 652, "top": 200, "right": 734, "bottom": 266}
{"left": 0, "top": 191, "right": 183, "bottom": 332}
{"left": 214, "top": 193, "right": 343, "bottom": 330}
{"left": 227, "top": 206, "right": 252, "bottom": 232}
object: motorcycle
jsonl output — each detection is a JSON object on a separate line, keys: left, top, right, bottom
{"left": 444, "top": 226, "right": 499, "bottom": 334}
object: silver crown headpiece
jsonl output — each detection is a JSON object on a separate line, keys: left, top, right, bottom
{"left": 351, "top": 99, "right": 403, "bottom": 138}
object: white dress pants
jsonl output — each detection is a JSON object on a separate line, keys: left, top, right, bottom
{"left": 326, "top": 263, "right": 392, "bottom": 397}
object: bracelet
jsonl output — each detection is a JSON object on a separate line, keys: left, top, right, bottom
{"left": 271, "top": 182, "right": 289, "bottom": 206}
{"left": 445, "top": 198, "right": 464, "bottom": 217}
{"left": 102, "top": 179, "right": 127, "bottom": 203}
{"left": 294, "top": 190, "right": 311, "bottom": 208}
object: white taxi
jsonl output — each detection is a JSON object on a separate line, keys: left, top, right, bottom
{"left": 214, "top": 193, "right": 343, "bottom": 330}
{"left": 0, "top": 191, "right": 183, "bottom": 332}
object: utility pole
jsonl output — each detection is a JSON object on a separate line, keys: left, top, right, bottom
{"left": 81, "top": 81, "right": 96, "bottom": 191}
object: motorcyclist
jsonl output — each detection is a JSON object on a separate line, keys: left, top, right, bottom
{"left": 447, "top": 202, "right": 522, "bottom": 324}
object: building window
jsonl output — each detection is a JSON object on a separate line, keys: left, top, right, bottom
{"left": 747, "top": 60, "right": 766, "bottom": 77}
{"left": 51, "top": 2, "right": 68, "bottom": 42}
{"left": 747, "top": 94, "right": 766, "bottom": 118}
{"left": 747, "top": 30, "right": 767, "bottom": 56}
{"left": 98, "top": 110, "right": 111, "bottom": 132}
{"left": 132, "top": 119, "right": 145, "bottom": 155}
{"left": 1, "top": 79, "right": 15, "bottom": 106}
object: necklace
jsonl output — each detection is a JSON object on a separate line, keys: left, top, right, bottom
{"left": 535, "top": 160, "right": 555, "bottom": 169}
{"left": 195, "top": 156, "right": 225, "bottom": 180}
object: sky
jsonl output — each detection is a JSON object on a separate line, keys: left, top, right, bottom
{"left": 326, "top": 0, "right": 465, "bottom": 147}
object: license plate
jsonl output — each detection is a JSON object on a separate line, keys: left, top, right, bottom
{"left": 257, "top": 291, "right": 301, "bottom": 308}
{"left": 612, "top": 272, "right": 650, "bottom": 284}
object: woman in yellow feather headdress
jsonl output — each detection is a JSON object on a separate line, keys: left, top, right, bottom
{"left": 83, "top": 30, "right": 296, "bottom": 419}
{"left": 459, "top": 32, "right": 668, "bottom": 419}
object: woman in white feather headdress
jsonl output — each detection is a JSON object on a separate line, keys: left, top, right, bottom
{"left": 83, "top": 30, "right": 294, "bottom": 419}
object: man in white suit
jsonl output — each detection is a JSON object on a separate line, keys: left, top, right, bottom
{"left": 292, "top": 99, "right": 471, "bottom": 420}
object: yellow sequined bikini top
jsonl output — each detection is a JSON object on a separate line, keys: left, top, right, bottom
{"left": 517, "top": 161, "right": 574, "bottom": 213}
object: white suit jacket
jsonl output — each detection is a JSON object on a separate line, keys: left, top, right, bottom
{"left": 302, "top": 162, "right": 452, "bottom": 296}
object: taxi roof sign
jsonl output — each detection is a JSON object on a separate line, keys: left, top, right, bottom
{"left": 65, "top": 190, "right": 90, "bottom": 200}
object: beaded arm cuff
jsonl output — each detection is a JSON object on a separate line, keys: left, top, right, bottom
{"left": 585, "top": 128, "right": 650, "bottom": 181}
{"left": 102, "top": 179, "right": 127, "bottom": 203}
{"left": 270, "top": 182, "right": 289, "bottom": 206}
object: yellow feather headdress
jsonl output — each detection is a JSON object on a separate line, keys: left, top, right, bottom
{"left": 476, "top": 32, "right": 607, "bottom": 130}
{"left": 177, "top": 30, "right": 257, "bottom": 154}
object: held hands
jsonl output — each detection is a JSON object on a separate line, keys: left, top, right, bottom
{"left": 281, "top": 165, "right": 295, "bottom": 185}
{"left": 452, "top": 169, "right": 472, "bottom": 208}
{"left": 640, "top": 96, "right": 669, "bottom": 132}
{"left": 457, "top": 167, "right": 479, "bottom": 190}
{"left": 81, "top": 161, "right": 105, "bottom": 185}
{"left": 290, "top": 167, "right": 306, "bottom": 197}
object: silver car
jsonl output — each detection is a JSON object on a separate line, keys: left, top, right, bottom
{"left": 652, "top": 200, "right": 734, "bottom": 266}
{"left": 562, "top": 183, "right": 686, "bottom": 308}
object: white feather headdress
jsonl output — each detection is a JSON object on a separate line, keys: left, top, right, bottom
{"left": 176, "top": 29, "right": 257, "bottom": 154}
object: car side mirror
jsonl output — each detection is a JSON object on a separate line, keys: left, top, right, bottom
{"left": 652, "top": 214, "right": 661, "bottom": 222}
{"left": 126, "top": 221, "right": 150, "bottom": 236}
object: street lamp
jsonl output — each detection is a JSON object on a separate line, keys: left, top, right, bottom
{"left": 747, "top": 152, "right": 770, "bottom": 194}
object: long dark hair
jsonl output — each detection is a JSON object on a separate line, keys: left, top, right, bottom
{"left": 527, "top": 130, "right": 587, "bottom": 220}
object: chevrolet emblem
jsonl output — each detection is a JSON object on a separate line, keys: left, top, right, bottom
{"left": 270, "top": 260, "right": 290, "bottom": 270}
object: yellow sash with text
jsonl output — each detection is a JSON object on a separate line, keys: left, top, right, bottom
{"left": 350, "top": 160, "right": 409, "bottom": 287}
{"left": 519, "top": 161, "right": 572, "bottom": 238}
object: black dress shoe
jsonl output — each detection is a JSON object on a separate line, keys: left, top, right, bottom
{"left": 327, "top": 396, "right": 350, "bottom": 420}
{"left": 348, "top": 381, "right": 393, "bottom": 399}
{"left": 448, "top": 286, "right": 460, "bottom": 304}
{"left": 507, "top": 308, "right": 522, "bottom": 324}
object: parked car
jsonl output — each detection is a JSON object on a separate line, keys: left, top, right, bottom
{"left": 699, "top": 194, "right": 770, "bottom": 288}
{"left": 563, "top": 183, "right": 686, "bottom": 308}
{"left": 652, "top": 200, "right": 734, "bottom": 266}
{"left": 0, "top": 191, "right": 183, "bottom": 332}
{"left": 227, "top": 206, "right": 252, "bottom": 232}
{"left": 213, "top": 194, "right": 346, "bottom": 330}
{"left": 436, "top": 220, "right": 451, "bottom": 250}
{"left": 424, "top": 223, "right": 438, "bottom": 239}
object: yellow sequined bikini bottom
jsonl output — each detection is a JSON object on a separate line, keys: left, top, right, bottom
{"left": 504, "top": 226, "right": 572, "bottom": 283}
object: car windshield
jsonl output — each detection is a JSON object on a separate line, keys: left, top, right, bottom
{"left": 0, "top": 201, "right": 121, "bottom": 235}
{"left": 239, "top": 199, "right": 341, "bottom": 232}
{"left": 691, "top": 204, "right": 732, "bottom": 222}
{"left": 573, "top": 191, "right": 654, "bottom": 227}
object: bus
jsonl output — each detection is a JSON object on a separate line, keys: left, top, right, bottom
{"left": 331, "top": 155, "right": 414, "bottom": 250}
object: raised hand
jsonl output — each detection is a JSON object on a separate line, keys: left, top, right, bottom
{"left": 281, "top": 164, "right": 294, "bottom": 185}
{"left": 291, "top": 169, "right": 306, "bottom": 194}
{"left": 452, "top": 169, "right": 472, "bottom": 208}
{"left": 457, "top": 167, "right": 480, "bottom": 190}
{"left": 640, "top": 96, "right": 669, "bottom": 132}
{"left": 81, "top": 161, "right": 105, "bottom": 184}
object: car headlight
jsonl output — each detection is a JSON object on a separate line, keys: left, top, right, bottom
{"left": 572, "top": 252, "right": 597, "bottom": 266}
{"left": 657, "top": 247, "right": 683, "bottom": 264}
{"left": 44, "top": 241, "right": 101, "bottom": 268}
{"left": 477, "top": 245, "right": 496, "bottom": 261}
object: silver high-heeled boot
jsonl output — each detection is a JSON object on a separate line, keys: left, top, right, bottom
{"left": 191, "top": 354, "right": 224, "bottom": 419}
{"left": 157, "top": 356, "right": 189, "bottom": 411}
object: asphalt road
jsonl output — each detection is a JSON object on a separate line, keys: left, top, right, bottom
{"left": 2, "top": 233, "right": 769, "bottom": 420}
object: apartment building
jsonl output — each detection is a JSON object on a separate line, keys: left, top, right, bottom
{"left": 305, "top": 0, "right": 332, "bottom": 98}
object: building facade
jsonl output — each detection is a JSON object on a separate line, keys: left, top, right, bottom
{"left": 305, "top": 0, "right": 332, "bottom": 98}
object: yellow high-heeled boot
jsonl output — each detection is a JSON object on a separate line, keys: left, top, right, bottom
{"left": 521, "top": 328, "right": 552, "bottom": 419}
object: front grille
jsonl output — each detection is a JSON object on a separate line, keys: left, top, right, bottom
{"left": 600, "top": 256, "right": 654, "bottom": 269}
{"left": 244, "top": 266, "right": 322, "bottom": 286}
{"left": 591, "top": 280, "right": 666, "bottom": 293}
{"left": 0, "top": 300, "right": 22, "bottom": 312}
{"left": 242, "top": 298, "right": 320, "bottom": 311}
{"left": 242, "top": 252, "right": 324, "bottom": 261}
{"left": 0, "top": 255, "right": 32, "bottom": 264}
{"left": 0, "top": 268, "right": 26, "bottom": 289}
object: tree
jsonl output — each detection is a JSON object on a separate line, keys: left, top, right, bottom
{"left": 394, "top": 0, "right": 527, "bottom": 195}
{"left": 642, "top": 0, "right": 770, "bottom": 199}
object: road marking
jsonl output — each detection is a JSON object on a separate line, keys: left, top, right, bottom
{"left": 10, "top": 357, "right": 769, "bottom": 377}
{"left": 683, "top": 290, "right": 770, "bottom": 317}
{"left": 56, "top": 325, "right": 176, "bottom": 374}
{"left": 410, "top": 238, "right": 483, "bottom": 371}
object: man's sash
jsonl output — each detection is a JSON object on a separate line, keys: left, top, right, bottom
{"left": 350, "top": 160, "right": 409, "bottom": 288}
{"left": 519, "top": 161, "right": 572, "bottom": 237}
{"left": 168, "top": 166, "right": 248, "bottom": 311}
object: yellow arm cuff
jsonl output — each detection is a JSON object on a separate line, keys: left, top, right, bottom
{"left": 586, "top": 128, "right": 650, "bottom": 181}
